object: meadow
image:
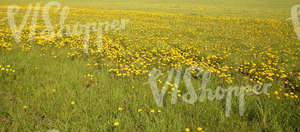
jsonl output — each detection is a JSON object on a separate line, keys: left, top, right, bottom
{"left": 0, "top": 0, "right": 300, "bottom": 131}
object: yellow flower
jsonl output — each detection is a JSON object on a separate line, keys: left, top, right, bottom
{"left": 185, "top": 128, "right": 190, "bottom": 132}
{"left": 158, "top": 109, "right": 161, "bottom": 113}
{"left": 118, "top": 107, "right": 123, "bottom": 111}
{"left": 177, "top": 94, "right": 182, "bottom": 97}
{"left": 276, "top": 96, "right": 280, "bottom": 100}
{"left": 150, "top": 109, "right": 155, "bottom": 113}
{"left": 197, "top": 127, "right": 203, "bottom": 131}
{"left": 52, "top": 89, "right": 56, "bottom": 92}
{"left": 53, "top": 56, "right": 57, "bottom": 59}
{"left": 23, "top": 105, "right": 28, "bottom": 109}
{"left": 284, "top": 93, "right": 289, "bottom": 97}
{"left": 274, "top": 91, "right": 279, "bottom": 95}
{"left": 138, "top": 109, "right": 142, "bottom": 112}
{"left": 71, "top": 101, "right": 75, "bottom": 105}
{"left": 113, "top": 122, "right": 119, "bottom": 126}
{"left": 295, "top": 95, "right": 298, "bottom": 99}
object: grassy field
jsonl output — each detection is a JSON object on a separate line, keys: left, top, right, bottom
{"left": 0, "top": 0, "right": 300, "bottom": 131}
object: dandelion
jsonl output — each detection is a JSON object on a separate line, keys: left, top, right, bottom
{"left": 113, "top": 122, "right": 119, "bottom": 126}
{"left": 284, "top": 93, "right": 289, "bottom": 97}
{"left": 52, "top": 89, "right": 56, "bottom": 93}
{"left": 150, "top": 109, "right": 155, "bottom": 113}
{"left": 157, "top": 109, "right": 161, "bottom": 113}
{"left": 138, "top": 109, "right": 142, "bottom": 112}
{"left": 274, "top": 91, "right": 279, "bottom": 95}
{"left": 197, "top": 127, "right": 203, "bottom": 131}
{"left": 185, "top": 128, "right": 190, "bottom": 132}
{"left": 118, "top": 107, "right": 123, "bottom": 111}
{"left": 276, "top": 96, "right": 280, "bottom": 100}
{"left": 71, "top": 101, "right": 75, "bottom": 105}
{"left": 23, "top": 105, "right": 28, "bottom": 109}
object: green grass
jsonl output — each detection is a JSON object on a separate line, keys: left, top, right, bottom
{"left": 1, "top": 44, "right": 300, "bottom": 131}
{"left": 0, "top": 0, "right": 297, "bottom": 18}
{"left": 1, "top": 0, "right": 300, "bottom": 131}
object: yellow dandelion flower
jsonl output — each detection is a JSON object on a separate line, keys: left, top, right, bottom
{"left": 52, "top": 89, "right": 56, "bottom": 92}
{"left": 185, "top": 128, "right": 190, "bottom": 132}
{"left": 118, "top": 107, "right": 123, "bottom": 111}
{"left": 71, "top": 101, "right": 75, "bottom": 105}
{"left": 150, "top": 109, "right": 155, "bottom": 113}
{"left": 197, "top": 127, "right": 203, "bottom": 131}
{"left": 113, "top": 122, "right": 119, "bottom": 126}
{"left": 23, "top": 105, "right": 28, "bottom": 109}
{"left": 178, "top": 93, "right": 182, "bottom": 97}
{"left": 138, "top": 109, "right": 142, "bottom": 112}
{"left": 284, "top": 93, "right": 289, "bottom": 97}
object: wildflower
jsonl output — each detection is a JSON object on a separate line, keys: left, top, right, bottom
{"left": 113, "top": 122, "right": 119, "bottom": 126}
{"left": 150, "top": 109, "right": 155, "bottom": 113}
{"left": 284, "top": 93, "right": 289, "bottom": 97}
{"left": 71, "top": 101, "right": 75, "bottom": 105}
{"left": 197, "top": 127, "right": 203, "bottom": 131}
{"left": 118, "top": 107, "right": 123, "bottom": 111}
{"left": 158, "top": 109, "right": 161, "bottom": 113}
{"left": 52, "top": 89, "right": 56, "bottom": 92}
{"left": 274, "top": 91, "right": 279, "bottom": 95}
{"left": 178, "top": 93, "right": 182, "bottom": 97}
{"left": 138, "top": 109, "right": 142, "bottom": 112}
{"left": 276, "top": 96, "right": 280, "bottom": 100}
{"left": 23, "top": 105, "right": 28, "bottom": 109}
{"left": 185, "top": 128, "right": 190, "bottom": 132}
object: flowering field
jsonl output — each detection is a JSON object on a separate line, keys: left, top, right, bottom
{"left": 0, "top": 0, "right": 300, "bottom": 131}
